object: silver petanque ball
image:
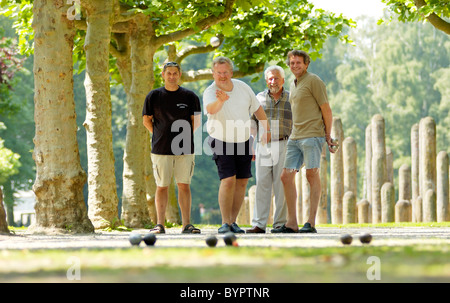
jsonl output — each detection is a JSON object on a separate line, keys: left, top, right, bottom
{"left": 210, "top": 36, "right": 220, "bottom": 47}
{"left": 330, "top": 137, "right": 340, "bottom": 152}
{"left": 129, "top": 233, "right": 142, "bottom": 246}
{"left": 331, "top": 138, "right": 339, "bottom": 145}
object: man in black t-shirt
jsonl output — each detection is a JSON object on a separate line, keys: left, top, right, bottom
{"left": 142, "top": 62, "right": 201, "bottom": 234}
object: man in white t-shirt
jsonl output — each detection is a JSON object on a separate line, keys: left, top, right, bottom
{"left": 203, "top": 56, "right": 271, "bottom": 234}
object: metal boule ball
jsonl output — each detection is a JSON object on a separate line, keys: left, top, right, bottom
{"left": 223, "top": 232, "right": 237, "bottom": 246}
{"left": 210, "top": 36, "right": 220, "bottom": 47}
{"left": 340, "top": 234, "right": 353, "bottom": 245}
{"left": 359, "top": 233, "right": 372, "bottom": 244}
{"left": 129, "top": 233, "right": 142, "bottom": 246}
{"left": 205, "top": 235, "right": 218, "bottom": 247}
{"left": 143, "top": 233, "right": 157, "bottom": 246}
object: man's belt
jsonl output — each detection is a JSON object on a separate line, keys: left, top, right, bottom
{"left": 274, "top": 135, "right": 289, "bottom": 141}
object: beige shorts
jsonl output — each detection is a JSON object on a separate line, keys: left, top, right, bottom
{"left": 151, "top": 154, "right": 195, "bottom": 187}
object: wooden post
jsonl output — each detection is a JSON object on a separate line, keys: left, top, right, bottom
{"left": 317, "top": 144, "right": 328, "bottom": 224}
{"left": 381, "top": 182, "right": 395, "bottom": 223}
{"left": 386, "top": 147, "right": 394, "bottom": 184}
{"left": 343, "top": 191, "right": 356, "bottom": 224}
{"left": 371, "top": 115, "right": 387, "bottom": 223}
{"left": 236, "top": 197, "right": 250, "bottom": 225}
{"left": 343, "top": 137, "right": 357, "bottom": 199}
{"left": 248, "top": 185, "right": 257, "bottom": 223}
{"left": 423, "top": 189, "right": 437, "bottom": 222}
{"left": 411, "top": 123, "right": 419, "bottom": 221}
{"left": 364, "top": 124, "right": 372, "bottom": 222}
{"left": 415, "top": 196, "right": 423, "bottom": 223}
{"left": 437, "top": 151, "right": 449, "bottom": 222}
{"left": 399, "top": 164, "right": 411, "bottom": 201}
{"left": 301, "top": 167, "right": 310, "bottom": 223}
{"left": 419, "top": 117, "right": 436, "bottom": 198}
{"left": 357, "top": 199, "right": 370, "bottom": 223}
{"left": 395, "top": 200, "right": 412, "bottom": 222}
{"left": 331, "top": 117, "right": 344, "bottom": 224}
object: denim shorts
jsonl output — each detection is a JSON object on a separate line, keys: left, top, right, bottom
{"left": 284, "top": 137, "right": 326, "bottom": 170}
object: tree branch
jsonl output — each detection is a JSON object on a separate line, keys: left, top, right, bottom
{"left": 181, "top": 63, "right": 264, "bottom": 83}
{"left": 153, "top": 0, "right": 236, "bottom": 47}
{"left": 176, "top": 36, "right": 223, "bottom": 62}
{"left": 414, "top": 0, "right": 450, "bottom": 35}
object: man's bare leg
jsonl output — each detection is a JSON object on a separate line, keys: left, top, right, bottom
{"left": 218, "top": 176, "right": 236, "bottom": 224}
{"left": 231, "top": 178, "right": 249, "bottom": 222}
{"left": 305, "top": 168, "right": 321, "bottom": 227}
{"left": 280, "top": 168, "right": 299, "bottom": 231}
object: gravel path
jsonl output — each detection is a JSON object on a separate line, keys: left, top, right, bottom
{"left": 1, "top": 226, "right": 449, "bottom": 250}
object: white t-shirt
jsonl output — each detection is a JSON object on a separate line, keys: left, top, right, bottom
{"left": 203, "top": 79, "right": 261, "bottom": 143}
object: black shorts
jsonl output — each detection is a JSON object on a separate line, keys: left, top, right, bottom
{"left": 208, "top": 136, "right": 253, "bottom": 180}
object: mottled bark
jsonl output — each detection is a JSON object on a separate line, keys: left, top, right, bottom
{"left": 0, "top": 188, "right": 9, "bottom": 234}
{"left": 30, "top": 0, "right": 93, "bottom": 234}
{"left": 82, "top": 0, "right": 118, "bottom": 229}
{"left": 121, "top": 15, "right": 156, "bottom": 227}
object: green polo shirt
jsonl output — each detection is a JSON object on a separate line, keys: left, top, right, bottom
{"left": 289, "top": 71, "right": 328, "bottom": 140}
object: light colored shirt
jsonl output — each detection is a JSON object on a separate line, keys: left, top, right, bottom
{"left": 203, "top": 79, "right": 261, "bottom": 143}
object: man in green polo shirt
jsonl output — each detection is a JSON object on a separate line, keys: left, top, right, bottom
{"left": 275, "top": 50, "right": 337, "bottom": 234}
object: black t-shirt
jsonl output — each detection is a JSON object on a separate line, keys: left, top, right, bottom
{"left": 142, "top": 86, "right": 201, "bottom": 155}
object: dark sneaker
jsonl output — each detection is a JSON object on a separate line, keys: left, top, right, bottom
{"left": 230, "top": 222, "right": 245, "bottom": 233}
{"left": 218, "top": 223, "right": 231, "bottom": 234}
{"left": 271, "top": 224, "right": 298, "bottom": 233}
{"left": 299, "top": 222, "right": 317, "bottom": 233}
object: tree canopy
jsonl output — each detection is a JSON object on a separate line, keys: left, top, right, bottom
{"left": 381, "top": 0, "right": 450, "bottom": 34}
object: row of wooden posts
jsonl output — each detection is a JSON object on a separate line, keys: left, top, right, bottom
{"left": 237, "top": 114, "right": 450, "bottom": 225}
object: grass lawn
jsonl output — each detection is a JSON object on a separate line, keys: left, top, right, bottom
{"left": 1, "top": 223, "right": 449, "bottom": 283}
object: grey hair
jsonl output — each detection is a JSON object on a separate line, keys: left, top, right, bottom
{"left": 212, "top": 56, "right": 234, "bottom": 71}
{"left": 264, "top": 65, "right": 285, "bottom": 80}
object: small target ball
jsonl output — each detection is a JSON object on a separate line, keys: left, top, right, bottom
{"left": 210, "top": 36, "right": 220, "bottom": 47}
{"left": 340, "top": 234, "right": 353, "bottom": 245}
{"left": 359, "top": 233, "right": 372, "bottom": 244}
{"left": 143, "top": 233, "right": 157, "bottom": 246}
{"left": 205, "top": 235, "right": 218, "bottom": 247}
{"left": 223, "top": 232, "right": 237, "bottom": 246}
{"left": 129, "top": 233, "right": 142, "bottom": 246}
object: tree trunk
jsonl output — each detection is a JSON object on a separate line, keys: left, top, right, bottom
{"left": 2, "top": 181, "right": 15, "bottom": 226}
{"left": 82, "top": 0, "right": 119, "bottom": 229}
{"left": 0, "top": 188, "right": 9, "bottom": 234}
{"left": 121, "top": 15, "right": 155, "bottom": 227}
{"left": 113, "top": 33, "right": 157, "bottom": 224}
{"left": 29, "top": 0, "right": 94, "bottom": 234}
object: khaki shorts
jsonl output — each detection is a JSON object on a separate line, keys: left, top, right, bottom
{"left": 151, "top": 154, "right": 195, "bottom": 187}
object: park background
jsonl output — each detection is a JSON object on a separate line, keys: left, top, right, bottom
{"left": 0, "top": 0, "right": 448, "bottom": 227}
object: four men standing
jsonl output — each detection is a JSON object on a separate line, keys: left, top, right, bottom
{"left": 142, "top": 51, "right": 336, "bottom": 234}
